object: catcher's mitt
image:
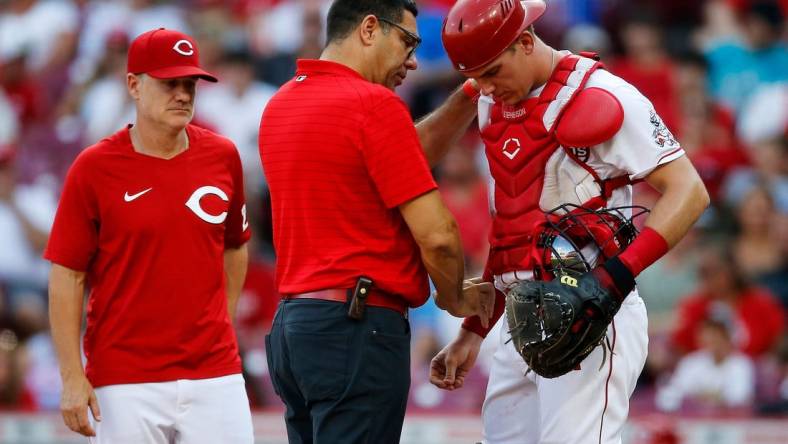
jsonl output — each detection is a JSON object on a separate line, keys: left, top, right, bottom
{"left": 504, "top": 271, "right": 622, "bottom": 378}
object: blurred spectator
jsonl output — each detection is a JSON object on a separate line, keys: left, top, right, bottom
{"left": 75, "top": 30, "right": 133, "bottom": 145}
{"left": 638, "top": 229, "right": 701, "bottom": 333}
{"left": 117, "top": 0, "right": 190, "bottom": 41}
{"left": 197, "top": 47, "right": 277, "bottom": 185}
{"left": 249, "top": 0, "right": 328, "bottom": 57}
{"left": 671, "top": 244, "right": 785, "bottom": 357}
{"left": 73, "top": 0, "right": 190, "bottom": 83}
{"left": 609, "top": 13, "right": 681, "bottom": 135}
{"left": 701, "top": 0, "right": 788, "bottom": 113}
{"left": 675, "top": 51, "right": 749, "bottom": 201}
{"left": 20, "top": 327, "right": 59, "bottom": 411}
{"left": 757, "top": 211, "right": 788, "bottom": 307}
{"left": 638, "top": 228, "right": 702, "bottom": 387}
{"left": 756, "top": 335, "right": 788, "bottom": 414}
{"left": 562, "top": 24, "right": 612, "bottom": 58}
{"left": 0, "top": 290, "right": 25, "bottom": 343}
{"left": 254, "top": 3, "right": 325, "bottom": 86}
{"left": 0, "top": 0, "right": 79, "bottom": 73}
{"left": 437, "top": 136, "right": 490, "bottom": 275}
{"left": 234, "top": 233, "right": 279, "bottom": 407}
{"left": 235, "top": 236, "right": 279, "bottom": 346}
{"left": 533, "top": 0, "right": 612, "bottom": 46}
{"left": 0, "top": 89, "right": 19, "bottom": 148}
{"left": 408, "top": 327, "right": 487, "bottom": 413}
{"left": 396, "top": 1, "right": 462, "bottom": 116}
{"left": 409, "top": 329, "right": 445, "bottom": 409}
{"left": 411, "top": 0, "right": 453, "bottom": 70}
{"left": 0, "top": 147, "right": 55, "bottom": 292}
{"left": 0, "top": 329, "right": 35, "bottom": 411}
{"left": 723, "top": 137, "right": 788, "bottom": 216}
{"left": 737, "top": 82, "right": 788, "bottom": 146}
{"left": 657, "top": 309, "right": 755, "bottom": 411}
{"left": 732, "top": 185, "right": 783, "bottom": 279}
{"left": 629, "top": 415, "right": 681, "bottom": 444}
{"left": 0, "top": 53, "right": 45, "bottom": 129}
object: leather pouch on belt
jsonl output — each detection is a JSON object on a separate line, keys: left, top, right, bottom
{"left": 347, "top": 277, "right": 373, "bottom": 320}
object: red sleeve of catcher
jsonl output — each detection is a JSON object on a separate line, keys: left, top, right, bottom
{"left": 461, "top": 267, "right": 506, "bottom": 338}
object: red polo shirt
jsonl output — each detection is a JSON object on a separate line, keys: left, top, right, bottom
{"left": 259, "top": 59, "right": 437, "bottom": 307}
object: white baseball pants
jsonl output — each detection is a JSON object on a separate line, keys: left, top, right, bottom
{"left": 482, "top": 291, "right": 649, "bottom": 444}
{"left": 89, "top": 373, "right": 253, "bottom": 444}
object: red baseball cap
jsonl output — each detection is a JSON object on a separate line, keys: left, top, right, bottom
{"left": 127, "top": 28, "right": 218, "bottom": 82}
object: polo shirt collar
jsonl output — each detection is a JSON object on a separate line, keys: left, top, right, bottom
{"left": 296, "top": 59, "right": 364, "bottom": 79}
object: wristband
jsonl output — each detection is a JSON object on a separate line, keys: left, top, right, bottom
{"left": 462, "top": 79, "right": 481, "bottom": 104}
{"left": 618, "top": 227, "right": 669, "bottom": 277}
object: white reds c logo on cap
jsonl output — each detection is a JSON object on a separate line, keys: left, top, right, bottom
{"left": 172, "top": 39, "right": 194, "bottom": 56}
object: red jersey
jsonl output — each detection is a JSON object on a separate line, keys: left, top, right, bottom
{"left": 259, "top": 59, "right": 437, "bottom": 306}
{"left": 45, "top": 125, "right": 250, "bottom": 387}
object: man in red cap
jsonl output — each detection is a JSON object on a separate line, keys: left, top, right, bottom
{"left": 46, "top": 29, "right": 254, "bottom": 443}
{"left": 430, "top": 1, "right": 710, "bottom": 443}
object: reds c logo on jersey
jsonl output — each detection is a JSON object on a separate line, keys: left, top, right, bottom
{"left": 185, "top": 186, "right": 249, "bottom": 230}
{"left": 185, "top": 186, "right": 228, "bottom": 224}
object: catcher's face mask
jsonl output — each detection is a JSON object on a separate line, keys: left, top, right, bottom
{"left": 536, "top": 204, "right": 649, "bottom": 280}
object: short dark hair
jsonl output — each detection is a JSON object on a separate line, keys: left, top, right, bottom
{"left": 749, "top": 1, "right": 784, "bottom": 31}
{"left": 677, "top": 50, "right": 709, "bottom": 72}
{"left": 326, "top": 0, "right": 418, "bottom": 44}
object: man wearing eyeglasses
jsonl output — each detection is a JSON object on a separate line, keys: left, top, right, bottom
{"left": 259, "top": 0, "right": 493, "bottom": 443}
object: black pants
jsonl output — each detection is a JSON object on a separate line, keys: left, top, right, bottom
{"left": 266, "top": 299, "right": 411, "bottom": 444}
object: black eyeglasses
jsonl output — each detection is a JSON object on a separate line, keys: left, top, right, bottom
{"left": 378, "top": 17, "right": 422, "bottom": 60}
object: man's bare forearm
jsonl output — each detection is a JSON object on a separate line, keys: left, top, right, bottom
{"left": 420, "top": 224, "right": 465, "bottom": 313}
{"left": 400, "top": 190, "right": 466, "bottom": 313}
{"left": 223, "top": 244, "right": 249, "bottom": 321}
{"left": 644, "top": 156, "right": 710, "bottom": 247}
{"left": 416, "top": 85, "right": 477, "bottom": 167}
{"left": 49, "top": 264, "right": 87, "bottom": 379}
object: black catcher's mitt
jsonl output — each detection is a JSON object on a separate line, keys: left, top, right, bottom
{"left": 504, "top": 271, "right": 623, "bottom": 378}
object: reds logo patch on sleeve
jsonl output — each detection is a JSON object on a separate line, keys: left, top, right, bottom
{"left": 649, "top": 110, "right": 678, "bottom": 148}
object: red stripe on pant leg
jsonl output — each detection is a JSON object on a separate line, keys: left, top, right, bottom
{"left": 598, "top": 320, "right": 617, "bottom": 444}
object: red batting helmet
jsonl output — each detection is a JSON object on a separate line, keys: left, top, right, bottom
{"left": 442, "top": 0, "right": 547, "bottom": 72}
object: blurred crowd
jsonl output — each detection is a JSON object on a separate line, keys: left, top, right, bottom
{"left": 0, "top": 0, "right": 786, "bottom": 419}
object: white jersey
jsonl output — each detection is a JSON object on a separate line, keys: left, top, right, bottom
{"left": 480, "top": 66, "right": 685, "bottom": 215}
{"left": 478, "top": 59, "right": 682, "bottom": 444}
{"left": 483, "top": 65, "right": 685, "bottom": 290}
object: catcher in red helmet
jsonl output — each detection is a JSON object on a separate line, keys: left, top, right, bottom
{"left": 429, "top": 1, "right": 710, "bottom": 443}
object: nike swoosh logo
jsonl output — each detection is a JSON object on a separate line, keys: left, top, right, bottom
{"left": 124, "top": 188, "right": 153, "bottom": 202}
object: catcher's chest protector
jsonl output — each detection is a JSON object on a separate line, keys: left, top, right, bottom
{"left": 481, "top": 54, "right": 615, "bottom": 275}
